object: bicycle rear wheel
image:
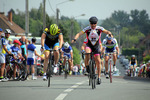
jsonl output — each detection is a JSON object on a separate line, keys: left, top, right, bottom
{"left": 109, "top": 61, "right": 112, "bottom": 83}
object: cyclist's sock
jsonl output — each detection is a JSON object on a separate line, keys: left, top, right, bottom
{"left": 43, "top": 73, "right": 46, "bottom": 76}
{"left": 0, "top": 76, "right": 4, "bottom": 79}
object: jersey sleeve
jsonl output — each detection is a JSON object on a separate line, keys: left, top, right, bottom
{"left": 82, "top": 26, "right": 90, "bottom": 33}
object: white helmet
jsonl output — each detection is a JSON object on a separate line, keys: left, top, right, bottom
{"left": 64, "top": 42, "right": 70, "bottom": 49}
{"left": 106, "top": 34, "right": 112, "bottom": 40}
{"left": 5, "top": 29, "right": 11, "bottom": 34}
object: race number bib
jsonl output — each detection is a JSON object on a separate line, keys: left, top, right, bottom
{"left": 88, "top": 30, "right": 99, "bottom": 45}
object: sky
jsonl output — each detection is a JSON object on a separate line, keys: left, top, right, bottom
{"left": 0, "top": 0, "right": 150, "bottom": 20}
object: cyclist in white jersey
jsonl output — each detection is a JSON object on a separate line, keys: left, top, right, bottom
{"left": 72, "top": 16, "right": 112, "bottom": 84}
{"left": 102, "top": 34, "right": 119, "bottom": 78}
{"left": 0, "top": 29, "right": 12, "bottom": 81}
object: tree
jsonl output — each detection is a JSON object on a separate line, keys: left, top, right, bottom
{"left": 72, "top": 46, "right": 81, "bottom": 65}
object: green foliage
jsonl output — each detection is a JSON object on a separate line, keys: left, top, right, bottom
{"left": 122, "top": 48, "right": 139, "bottom": 56}
{"left": 72, "top": 46, "right": 81, "bottom": 65}
{"left": 143, "top": 55, "right": 150, "bottom": 63}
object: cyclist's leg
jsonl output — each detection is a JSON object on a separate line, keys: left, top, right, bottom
{"left": 104, "top": 54, "right": 109, "bottom": 73}
{"left": 94, "top": 54, "right": 101, "bottom": 78}
{"left": 53, "top": 43, "right": 59, "bottom": 66}
{"left": 84, "top": 47, "right": 91, "bottom": 73}
{"left": 133, "top": 64, "right": 137, "bottom": 77}
{"left": 0, "top": 54, "right": 6, "bottom": 79}
{"left": 130, "top": 65, "right": 133, "bottom": 77}
{"left": 63, "top": 56, "right": 67, "bottom": 68}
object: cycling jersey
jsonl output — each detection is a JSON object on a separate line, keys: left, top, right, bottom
{"left": 62, "top": 46, "right": 73, "bottom": 59}
{"left": 27, "top": 44, "right": 36, "bottom": 65}
{"left": 0, "top": 38, "right": 7, "bottom": 63}
{"left": 0, "top": 37, "right": 9, "bottom": 54}
{"left": 10, "top": 46, "right": 20, "bottom": 57}
{"left": 130, "top": 59, "right": 136, "bottom": 65}
{"left": 44, "top": 27, "right": 62, "bottom": 49}
{"left": 82, "top": 26, "right": 104, "bottom": 54}
{"left": 20, "top": 40, "right": 27, "bottom": 57}
{"left": 102, "top": 38, "right": 118, "bottom": 53}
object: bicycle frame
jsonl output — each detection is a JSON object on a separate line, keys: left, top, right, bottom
{"left": 63, "top": 56, "right": 69, "bottom": 79}
{"left": 108, "top": 53, "right": 113, "bottom": 83}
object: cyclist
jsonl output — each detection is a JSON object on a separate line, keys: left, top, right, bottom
{"left": 0, "top": 28, "right": 3, "bottom": 38}
{"left": 10, "top": 39, "right": 23, "bottom": 79}
{"left": 61, "top": 42, "right": 73, "bottom": 75}
{"left": 41, "top": 24, "right": 63, "bottom": 80}
{"left": 27, "top": 37, "right": 44, "bottom": 80}
{"left": 0, "top": 29, "right": 11, "bottom": 81}
{"left": 102, "top": 34, "right": 119, "bottom": 79}
{"left": 129, "top": 55, "right": 137, "bottom": 77}
{"left": 72, "top": 16, "right": 112, "bottom": 84}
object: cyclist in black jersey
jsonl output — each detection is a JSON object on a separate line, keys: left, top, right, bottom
{"left": 41, "top": 24, "right": 63, "bottom": 80}
{"left": 129, "top": 55, "right": 137, "bottom": 77}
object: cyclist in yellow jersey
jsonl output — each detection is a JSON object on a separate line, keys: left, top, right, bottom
{"left": 41, "top": 24, "right": 63, "bottom": 80}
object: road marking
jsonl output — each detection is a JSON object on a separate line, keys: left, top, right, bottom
{"left": 64, "top": 88, "right": 74, "bottom": 92}
{"left": 55, "top": 80, "right": 86, "bottom": 100}
{"left": 55, "top": 93, "right": 68, "bottom": 100}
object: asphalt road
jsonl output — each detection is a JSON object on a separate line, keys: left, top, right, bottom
{"left": 0, "top": 60, "right": 150, "bottom": 100}
{"left": 0, "top": 75, "right": 150, "bottom": 100}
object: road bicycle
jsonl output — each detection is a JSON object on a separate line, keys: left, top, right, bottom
{"left": 107, "top": 53, "right": 114, "bottom": 83}
{"left": 4, "top": 54, "right": 27, "bottom": 81}
{"left": 63, "top": 56, "right": 69, "bottom": 79}
{"left": 83, "top": 52, "right": 96, "bottom": 89}
{"left": 47, "top": 49, "right": 57, "bottom": 87}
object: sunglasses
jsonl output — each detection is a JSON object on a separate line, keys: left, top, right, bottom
{"left": 90, "top": 22, "right": 97, "bottom": 24}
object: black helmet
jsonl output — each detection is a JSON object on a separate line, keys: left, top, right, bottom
{"left": 32, "top": 37, "right": 36, "bottom": 42}
{"left": 89, "top": 16, "right": 98, "bottom": 24}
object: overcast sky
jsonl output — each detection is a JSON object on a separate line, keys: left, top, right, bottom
{"left": 0, "top": 0, "right": 150, "bottom": 19}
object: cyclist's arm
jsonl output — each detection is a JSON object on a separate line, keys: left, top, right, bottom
{"left": 35, "top": 50, "right": 44, "bottom": 59}
{"left": 41, "top": 33, "right": 46, "bottom": 47}
{"left": 72, "top": 31, "right": 84, "bottom": 43}
{"left": 102, "top": 29, "right": 112, "bottom": 35}
{"left": 2, "top": 44, "right": 10, "bottom": 54}
{"left": 59, "top": 34, "right": 63, "bottom": 49}
{"left": 116, "top": 46, "right": 119, "bottom": 55}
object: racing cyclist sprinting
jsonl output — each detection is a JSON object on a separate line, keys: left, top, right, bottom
{"left": 101, "top": 34, "right": 119, "bottom": 79}
{"left": 72, "top": 16, "right": 112, "bottom": 84}
{"left": 41, "top": 24, "right": 63, "bottom": 80}
{"left": 61, "top": 42, "right": 73, "bottom": 75}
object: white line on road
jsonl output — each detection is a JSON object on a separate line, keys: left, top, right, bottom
{"left": 64, "top": 88, "right": 74, "bottom": 92}
{"left": 55, "top": 93, "right": 68, "bottom": 100}
{"left": 55, "top": 80, "right": 86, "bottom": 100}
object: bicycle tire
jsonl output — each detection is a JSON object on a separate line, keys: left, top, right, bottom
{"left": 109, "top": 60, "right": 112, "bottom": 83}
{"left": 89, "top": 60, "right": 94, "bottom": 89}
{"left": 16, "top": 63, "right": 27, "bottom": 81}
{"left": 64, "top": 61, "right": 68, "bottom": 79}
{"left": 48, "top": 53, "right": 52, "bottom": 87}
{"left": 92, "top": 61, "right": 96, "bottom": 89}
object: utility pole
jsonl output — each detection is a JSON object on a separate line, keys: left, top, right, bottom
{"left": 25, "top": 0, "right": 29, "bottom": 37}
{"left": 56, "top": 8, "right": 59, "bottom": 25}
{"left": 43, "top": 0, "right": 46, "bottom": 30}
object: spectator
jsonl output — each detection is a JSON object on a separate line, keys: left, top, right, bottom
{"left": 19, "top": 36, "right": 27, "bottom": 66}
{"left": 73, "top": 64, "right": 78, "bottom": 75}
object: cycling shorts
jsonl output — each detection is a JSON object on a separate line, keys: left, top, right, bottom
{"left": 64, "top": 54, "right": 71, "bottom": 59}
{"left": 27, "top": 58, "right": 34, "bottom": 65}
{"left": 0, "top": 53, "right": 5, "bottom": 64}
{"left": 85, "top": 44, "right": 100, "bottom": 55}
{"left": 44, "top": 42, "right": 59, "bottom": 50}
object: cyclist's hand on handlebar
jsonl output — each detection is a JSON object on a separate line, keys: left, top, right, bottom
{"left": 81, "top": 50, "right": 86, "bottom": 54}
{"left": 71, "top": 39, "right": 76, "bottom": 43}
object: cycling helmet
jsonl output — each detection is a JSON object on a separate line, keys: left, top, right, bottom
{"left": 4, "top": 29, "right": 11, "bottom": 34}
{"left": 106, "top": 34, "right": 112, "bottom": 40}
{"left": 64, "top": 42, "right": 70, "bottom": 49}
{"left": 131, "top": 55, "right": 135, "bottom": 58}
{"left": 89, "top": 16, "right": 98, "bottom": 24}
{"left": 32, "top": 37, "right": 36, "bottom": 42}
{"left": 13, "top": 39, "right": 22, "bottom": 45}
{"left": 50, "top": 24, "right": 59, "bottom": 35}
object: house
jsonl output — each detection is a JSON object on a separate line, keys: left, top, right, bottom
{"left": 0, "top": 9, "right": 25, "bottom": 36}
